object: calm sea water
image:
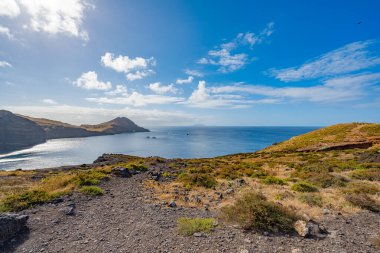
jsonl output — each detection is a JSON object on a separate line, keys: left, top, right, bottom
{"left": 0, "top": 126, "right": 318, "bottom": 170}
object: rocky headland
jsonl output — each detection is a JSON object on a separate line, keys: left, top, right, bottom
{"left": 0, "top": 110, "right": 149, "bottom": 153}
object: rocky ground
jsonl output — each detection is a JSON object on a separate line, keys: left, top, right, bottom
{"left": 2, "top": 172, "right": 379, "bottom": 253}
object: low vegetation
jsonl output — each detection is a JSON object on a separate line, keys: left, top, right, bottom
{"left": 177, "top": 217, "right": 215, "bottom": 236}
{"left": 79, "top": 186, "right": 104, "bottom": 196}
{"left": 220, "top": 192, "right": 299, "bottom": 233}
{"left": 291, "top": 182, "right": 319, "bottom": 192}
{"left": 345, "top": 194, "right": 380, "bottom": 212}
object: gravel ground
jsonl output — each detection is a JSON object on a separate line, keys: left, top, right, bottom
{"left": 2, "top": 173, "right": 380, "bottom": 253}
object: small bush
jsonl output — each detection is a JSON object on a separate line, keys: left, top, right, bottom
{"left": 263, "top": 176, "right": 287, "bottom": 185}
{"left": 345, "top": 194, "right": 380, "bottom": 212}
{"left": 79, "top": 186, "right": 104, "bottom": 196}
{"left": 220, "top": 192, "right": 299, "bottom": 233}
{"left": 291, "top": 182, "right": 318, "bottom": 192}
{"left": 177, "top": 217, "right": 215, "bottom": 236}
{"left": 298, "top": 193, "right": 323, "bottom": 207}
{"left": 350, "top": 169, "right": 380, "bottom": 181}
{"left": 178, "top": 172, "right": 217, "bottom": 188}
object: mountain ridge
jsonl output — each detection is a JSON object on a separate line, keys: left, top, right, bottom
{"left": 0, "top": 110, "right": 149, "bottom": 153}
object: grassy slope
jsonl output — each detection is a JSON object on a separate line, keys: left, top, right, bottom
{"left": 263, "top": 123, "right": 380, "bottom": 152}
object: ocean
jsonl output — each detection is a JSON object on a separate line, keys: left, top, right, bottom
{"left": 0, "top": 126, "right": 318, "bottom": 170}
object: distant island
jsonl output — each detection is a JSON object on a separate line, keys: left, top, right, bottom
{"left": 0, "top": 110, "right": 149, "bottom": 153}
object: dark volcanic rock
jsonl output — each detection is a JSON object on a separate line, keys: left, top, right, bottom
{"left": 0, "top": 110, "right": 46, "bottom": 153}
{"left": 0, "top": 213, "right": 29, "bottom": 245}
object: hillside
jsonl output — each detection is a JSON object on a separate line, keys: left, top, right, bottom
{"left": 1, "top": 123, "right": 379, "bottom": 252}
{"left": 0, "top": 110, "right": 149, "bottom": 152}
{"left": 0, "top": 110, "right": 46, "bottom": 152}
{"left": 263, "top": 123, "right": 380, "bottom": 152}
{"left": 81, "top": 117, "right": 149, "bottom": 134}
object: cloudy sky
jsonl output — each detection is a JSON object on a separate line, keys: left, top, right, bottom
{"left": 0, "top": 0, "right": 379, "bottom": 126}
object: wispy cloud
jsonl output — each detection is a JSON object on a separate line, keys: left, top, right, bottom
{"left": 185, "top": 80, "right": 279, "bottom": 108}
{"left": 4, "top": 104, "right": 198, "bottom": 126}
{"left": 101, "top": 52, "right": 156, "bottom": 81}
{"left": 148, "top": 82, "right": 177, "bottom": 94}
{"left": 42, "top": 98, "right": 58, "bottom": 105}
{"left": 176, "top": 76, "right": 193, "bottom": 84}
{"left": 198, "top": 22, "right": 274, "bottom": 73}
{"left": 211, "top": 73, "right": 380, "bottom": 103}
{"left": 270, "top": 40, "right": 380, "bottom": 82}
{"left": 185, "top": 69, "right": 204, "bottom": 77}
{"left": 73, "top": 71, "right": 112, "bottom": 90}
{"left": 86, "top": 92, "right": 184, "bottom": 107}
{"left": 0, "top": 60, "right": 12, "bottom": 67}
{"left": 0, "top": 25, "right": 14, "bottom": 40}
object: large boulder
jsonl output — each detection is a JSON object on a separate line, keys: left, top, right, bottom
{"left": 0, "top": 213, "right": 29, "bottom": 245}
{"left": 294, "top": 220, "right": 328, "bottom": 238}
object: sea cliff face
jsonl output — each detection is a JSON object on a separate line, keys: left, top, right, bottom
{"left": 0, "top": 110, "right": 46, "bottom": 152}
{"left": 0, "top": 110, "right": 149, "bottom": 153}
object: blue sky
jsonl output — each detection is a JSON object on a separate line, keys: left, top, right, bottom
{"left": 0, "top": 0, "right": 379, "bottom": 126}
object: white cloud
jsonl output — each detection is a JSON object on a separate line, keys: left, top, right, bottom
{"left": 0, "top": 25, "right": 14, "bottom": 39}
{"left": 198, "top": 22, "right": 274, "bottom": 73}
{"left": 42, "top": 98, "right": 57, "bottom": 105}
{"left": 0, "top": 0, "right": 20, "bottom": 17}
{"left": 176, "top": 76, "right": 194, "bottom": 84}
{"left": 211, "top": 73, "right": 380, "bottom": 103}
{"left": 101, "top": 52, "right": 156, "bottom": 81}
{"left": 106, "top": 85, "right": 128, "bottom": 96}
{"left": 185, "top": 80, "right": 278, "bottom": 108}
{"left": 86, "top": 92, "right": 184, "bottom": 107}
{"left": 0, "top": 61, "right": 12, "bottom": 67}
{"left": 4, "top": 104, "right": 198, "bottom": 126}
{"left": 148, "top": 82, "right": 177, "bottom": 94}
{"left": 271, "top": 40, "right": 380, "bottom": 82}
{"left": 19, "top": 0, "right": 91, "bottom": 41}
{"left": 185, "top": 69, "right": 204, "bottom": 77}
{"left": 73, "top": 71, "right": 112, "bottom": 90}
{"left": 126, "top": 70, "right": 154, "bottom": 81}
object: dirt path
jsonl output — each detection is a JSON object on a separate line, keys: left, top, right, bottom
{"left": 3, "top": 173, "right": 380, "bottom": 253}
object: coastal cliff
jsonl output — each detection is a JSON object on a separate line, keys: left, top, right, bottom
{"left": 0, "top": 110, "right": 46, "bottom": 153}
{"left": 0, "top": 110, "right": 149, "bottom": 152}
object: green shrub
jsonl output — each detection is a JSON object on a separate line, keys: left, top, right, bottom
{"left": 177, "top": 217, "right": 215, "bottom": 236}
{"left": 263, "top": 176, "right": 287, "bottom": 185}
{"left": 126, "top": 163, "right": 148, "bottom": 171}
{"left": 74, "top": 170, "right": 108, "bottom": 186}
{"left": 215, "top": 166, "right": 240, "bottom": 180}
{"left": 350, "top": 169, "right": 380, "bottom": 181}
{"left": 220, "top": 192, "right": 299, "bottom": 233}
{"left": 250, "top": 170, "right": 268, "bottom": 179}
{"left": 178, "top": 172, "right": 217, "bottom": 188}
{"left": 345, "top": 194, "right": 380, "bottom": 212}
{"left": 291, "top": 182, "right": 318, "bottom": 192}
{"left": 0, "top": 190, "right": 61, "bottom": 212}
{"left": 298, "top": 193, "right": 323, "bottom": 207}
{"left": 79, "top": 186, "right": 104, "bottom": 196}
